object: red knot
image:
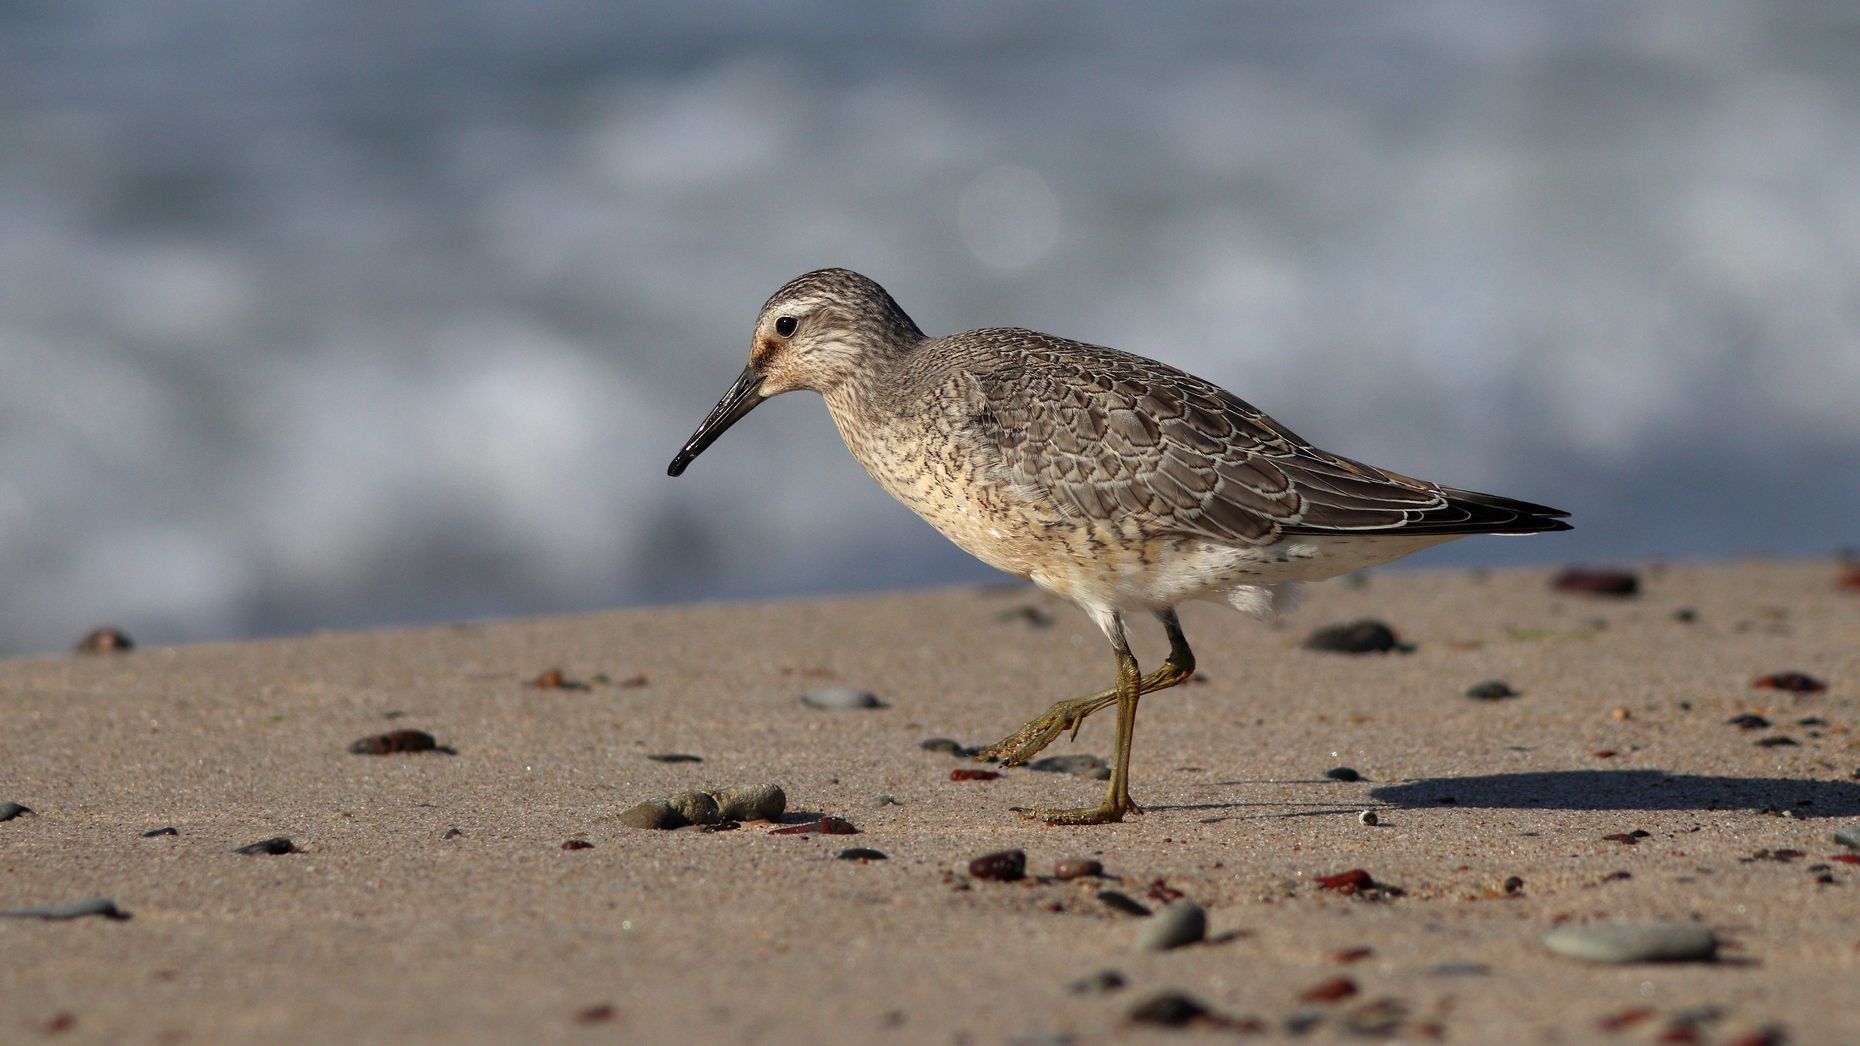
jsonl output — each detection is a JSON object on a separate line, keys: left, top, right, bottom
{"left": 669, "top": 268, "right": 1569, "bottom": 825}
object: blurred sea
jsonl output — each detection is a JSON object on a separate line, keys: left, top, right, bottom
{"left": 3, "top": 2, "right": 1858, "bottom": 655}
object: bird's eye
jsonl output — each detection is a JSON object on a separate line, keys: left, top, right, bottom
{"left": 774, "top": 315, "right": 798, "bottom": 337}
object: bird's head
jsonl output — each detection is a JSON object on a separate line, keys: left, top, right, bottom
{"left": 668, "top": 268, "right": 923, "bottom": 476}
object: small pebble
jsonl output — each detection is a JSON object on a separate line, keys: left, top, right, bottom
{"left": 870, "top": 794, "right": 901, "bottom": 807}
{"left": 644, "top": 753, "right": 703, "bottom": 763}
{"left": 141, "top": 826, "right": 179, "bottom": 837}
{"left": 617, "top": 799, "right": 684, "bottom": 830}
{"left": 1127, "top": 992, "right": 1212, "bottom": 1027}
{"left": 1672, "top": 607, "right": 1697, "bottom": 622}
{"left": 1465, "top": 680, "right": 1519, "bottom": 700}
{"left": 1316, "top": 869, "right": 1375, "bottom": 893}
{"left": 1542, "top": 923, "right": 1719, "bottom": 963}
{"left": 800, "top": 687, "right": 885, "bottom": 710}
{"left": 665, "top": 790, "right": 722, "bottom": 826}
{"left": 573, "top": 1004, "right": 615, "bottom": 1024}
{"left": 1427, "top": 962, "right": 1491, "bottom": 977}
{"left": 1, "top": 897, "right": 130, "bottom": 920}
{"left": 1551, "top": 567, "right": 1640, "bottom": 596}
{"left": 561, "top": 839, "right": 593, "bottom": 850}
{"left": 1136, "top": 900, "right": 1206, "bottom": 951}
{"left": 1026, "top": 754, "right": 1110, "bottom": 779}
{"left": 1324, "top": 766, "right": 1362, "bottom": 782}
{"left": 443, "top": 827, "right": 464, "bottom": 839}
{"left": 0, "top": 802, "right": 33, "bottom": 822}
{"left": 1752, "top": 671, "right": 1825, "bottom": 693}
{"left": 348, "top": 729, "right": 450, "bottom": 755}
{"left": 950, "top": 769, "right": 999, "bottom": 781}
{"left": 1754, "top": 736, "right": 1799, "bottom": 747}
{"left": 234, "top": 836, "right": 297, "bottom": 855}
{"left": 1725, "top": 713, "right": 1771, "bottom": 730}
{"left": 1298, "top": 977, "right": 1358, "bottom": 1003}
{"left": 710, "top": 783, "right": 786, "bottom": 822}
{"left": 1357, "top": 810, "right": 1379, "bottom": 826}
{"left": 1096, "top": 889, "right": 1151, "bottom": 916}
{"left": 73, "top": 627, "right": 134, "bottom": 653}
{"left": 1833, "top": 826, "right": 1860, "bottom": 850}
{"left": 527, "top": 668, "right": 588, "bottom": 690}
{"left": 837, "top": 847, "right": 888, "bottom": 861}
{"left": 918, "top": 737, "right": 968, "bottom": 755}
{"left": 1302, "top": 619, "right": 1405, "bottom": 654}
{"left": 1054, "top": 857, "right": 1103, "bottom": 880}
{"left": 1503, "top": 875, "right": 1525, "bottom": 895}
{"left": 995, "top": 605, "right": 1054, "bottom": 628}
{"left": 968, "top": 849, "right": 1026, "bottom": 881}
{"left": 1067, "top": 969, "right": 1126, "bottom": 995}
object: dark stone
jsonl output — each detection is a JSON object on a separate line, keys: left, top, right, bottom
{"left": 1303, "top": 620, "right": 1406, "bottom": 654}
{"left": 234, "top": 836, "right": 296, "bottom": 855}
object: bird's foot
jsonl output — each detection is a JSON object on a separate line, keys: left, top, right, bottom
{"left": 1014, "top": 797, "right": 1143, "bottom": 826}
{"left": 974, "top": 694, "right": 1114, "bottom": 766}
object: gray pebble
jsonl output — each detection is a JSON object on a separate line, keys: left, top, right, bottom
{"left": 1067, "top": 969, "right": 1126, "bottom": 995}
{"left": 1358, "top": 810, "right": 1379, "bottom": 826}
{"left": 0, "top": 802, "right": 33, "bottom": 822}
{"left": 1136, "top": 900, "right": 1207, "bottom": 951}
{"left": 709, "top": 783, "right": 786, "bottom": 822}
{"left": 1542, "top": 922, "right": 1719, "bottom": 963}
{"left": 1466, "top": 680, "right": 1520, "bottom": 700}
{"left": 1325, "top": 766, "right": 1362, "bottom": 782}
{"left": 665, "top": 790, "right": 721, "bottom": 826}
{"left": 1096, "top": 889, "right": 1151, "bottom": 916}
{"left": 1, "top": 897, "right": 129, "bottom": 920}
{"left": 1426, "top": 962, "right": 1491, "bottom": 977}
{"left": 801, "top": 687, "right": 885, "bottom": 710}
{"left": 617, "top": 799, "right": 686, "bottom": 830}
{"left": 1027, "top": 754, "right": 1111, "bottom": 779}
{"left": 870, "top": 793, "right": 901, "bottom": 807}
{"left": 918, "top": 737, "right": 967, "bottom": 755}
{"left": 1834, "top": 826, "right": 1860, "bottom": 850}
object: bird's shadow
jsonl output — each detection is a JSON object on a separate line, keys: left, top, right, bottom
{"left": 1365, "top": 770, "right": 1860, "bottom": 817}
{"left": 1161, "top": 770, "right": 1860, "bottom": 821}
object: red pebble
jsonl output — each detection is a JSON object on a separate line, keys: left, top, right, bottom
{"left": 1752, "top": 671, "right": 1826, "bottom": 693}
{"left": 1838, "top": 564, "right": 1860, "bottom": 591}
{"left": 1328, "top": 947, "right": 1374, "bottom": 964}
{"left": 1599, "top": 1008, "right": 1655, "bottom": 1031}
{"left": 1316, "top": 869, "right": 1375, "bottom": 893}
{"left": 770, "top": 816, "right": 860, "bottom": 835}
{"left": 1298, "top": 977, "right": 1358, "bottom": 1003}
{"left": 950, "top": 769, "right": 1000, "bottom": 781}
{"left": 1830, "top": 854, "right": 1860, "bottom": 865}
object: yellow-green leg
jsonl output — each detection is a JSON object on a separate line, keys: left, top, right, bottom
{"left": 999, "top": 609, "right": 1196, "bottom": 826}
{"left": 976, "top": 609, "right": 1196, "bottom": 767}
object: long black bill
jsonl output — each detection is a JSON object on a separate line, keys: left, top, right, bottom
{"left": 667, "top": 365, "right": 767, "bottom": 476}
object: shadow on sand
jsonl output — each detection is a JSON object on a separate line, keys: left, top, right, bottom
{"left": 1366, "top": 770, "right": 1860, "bottom": 818}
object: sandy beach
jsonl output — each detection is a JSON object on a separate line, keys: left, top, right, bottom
{"left": 2, "top": 559, "right": 1856, "bottom": 1044}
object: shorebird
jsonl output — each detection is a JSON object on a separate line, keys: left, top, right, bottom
{"left": 668, "top": 269, "right": 1570, "bottom": 825}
